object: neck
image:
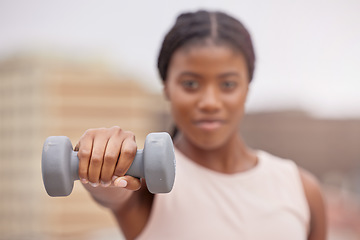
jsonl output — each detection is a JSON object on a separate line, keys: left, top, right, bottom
{"left": 174, "top": 133, "right": 257, "bottom": 174}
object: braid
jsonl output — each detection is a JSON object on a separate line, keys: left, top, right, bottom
{"left": 158, "top": 11, "right": 212, "bottom": 81}
{"left": 157, "top": 10, "right": 256, "bottom": 82}
{"left": 216, "top": 11, "right": 256, "bottom": 80}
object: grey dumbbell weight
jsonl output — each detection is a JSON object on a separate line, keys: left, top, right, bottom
{"left": 42, "top": 132, "right": 176, "bottom": 197}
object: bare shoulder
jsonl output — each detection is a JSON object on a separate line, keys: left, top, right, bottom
{"left": 298, "top": 168, "right": 322, "bottom": 195}
{"left": 298, "top": 167, "right": 327, "bottom": 240}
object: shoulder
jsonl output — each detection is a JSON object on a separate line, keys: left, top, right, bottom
{"left": 298, "top": 168, "right": 322, "bottom": 197}
{"left": 298, "top": 167, "right": 327, "bottom": 240}
{"left": 257, "top": 150, "right": 298, "bottom": 175}
{"left": 298, "top": 167, "right": 325, "bottom": 213}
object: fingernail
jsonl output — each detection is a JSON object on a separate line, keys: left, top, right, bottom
{"left": 89, "top": 181, "right": 99, "bottom": 187}
{"left": 115, "top": 178, "right": 127, "bottom": 188}
{"left": 112, "top": 175, "right": 119, "bottom": 182}
{"left": 80, "top": 178, "right": 88, "bottom": 184}
{"left": 101, "top": 181, "right": 111, "bottom": 187}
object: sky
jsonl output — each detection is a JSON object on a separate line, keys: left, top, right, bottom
{"left": 0, "top": 0, "right": 359, "bottom": 118}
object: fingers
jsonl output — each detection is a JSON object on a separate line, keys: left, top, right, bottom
{"left": 88, "top": 135, "right": 109, "bottom": 185}
{"left": 113, "top": 176, "right": 142, "bottom": 191}
{"left": 99, "top": 134, "right": 123, "bottom": 185}
{"left": 76, "top": 127, "right": 140, "bottom": 191}
{"left": 113, "top": 136, "right": 137, "bottom": 177}
{"left": 77, "top": 132, "right": 93, "bottom": 184}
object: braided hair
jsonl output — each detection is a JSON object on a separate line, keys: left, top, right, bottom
{"left": 157, "top": 10, "right": 256, "bottom": 83}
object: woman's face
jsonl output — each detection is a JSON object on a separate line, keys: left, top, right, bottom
{"left": 164, "top": 43, "right": 250, "bottom": 150}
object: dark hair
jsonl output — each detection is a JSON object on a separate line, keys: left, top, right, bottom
{"left": 157, "top": 10, "right": 256, "bottom": 83}
{"left": 158, "top": 10, "right": 256, "bottom": 138}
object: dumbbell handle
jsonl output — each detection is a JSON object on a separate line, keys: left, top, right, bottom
{"left": 60, "top": 145, "right": 146, "bottom": 182}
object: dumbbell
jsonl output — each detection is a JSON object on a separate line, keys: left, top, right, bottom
{"left": 42, "top": 132, "right": 176, "bottom": 197}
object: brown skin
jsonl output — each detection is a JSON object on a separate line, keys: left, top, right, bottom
{"left": 164, "top": 41, "right": 257, "bottom": 173}
{"left": 76, "top": 43, "right": 327, "bottom": 240}
{"left": 75, "top": 127, "right": 152, "bottom": 240}
{"left": 300, "top": 168, "right": 328, "bottom": 240}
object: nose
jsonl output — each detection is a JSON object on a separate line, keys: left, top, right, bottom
{"left": 197, "top": 85, "right": 222, "bottom": 113}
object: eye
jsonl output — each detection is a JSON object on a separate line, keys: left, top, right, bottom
{"left": 221, "top": 81, "right": 237, "bottom": 90}
{"left": 181, "top": 80, "right": 199, "bottom": 90}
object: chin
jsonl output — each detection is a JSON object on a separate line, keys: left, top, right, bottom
{"left": 191, "top": 134, "right": 229, "bottom": 151}
{"left": 177, "top": 126, "right": 238, "bottom": 151}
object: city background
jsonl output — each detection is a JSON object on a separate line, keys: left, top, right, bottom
{"left": 1, "top": 1, "right": 360, "bottom": 239}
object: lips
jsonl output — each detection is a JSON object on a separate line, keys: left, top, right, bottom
{"left": 193, "top": 119, "right": 225, "bottom": 131}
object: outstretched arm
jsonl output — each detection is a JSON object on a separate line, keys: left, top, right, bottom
{"left": 75, "top": 127, "right": 153, "bottom": 239}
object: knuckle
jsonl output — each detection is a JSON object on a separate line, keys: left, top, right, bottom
{"left": 95, "top": 127, "right": 107, "bottom": 136}
{"left": 90, "top": 155, "right": 103, "bottom": 166}
{"left": 122, "top": 145, "right": 137, "bottom": 159}
{"left": 110, "top": 126, "right": 123, "bottom": 136}
{"left": 104, "top": 152, "right": 119, "bottom": 163}
{"left": 78, "top": 149, "right": 91, "bottom": 159}
{"left": 99, "top": 127, "right": 107, "bottom": 132}
{"left": 84, "top": 127, "right": 108, "bottom": 137}
{"left": 84, "top": 128, "right": 95, "bottom": 136}
{"left": 123, "top": 130, "right": 135, "bottom": 139}
{"left": 111, "top": 126, "right": 122, "bottom": 132}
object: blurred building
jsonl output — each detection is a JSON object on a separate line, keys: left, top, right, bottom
{"left": 0, "top": 53, "right": 166, "bottom": 239}
{"left": 241, "top": 111, "right": 360, "bottom": 183}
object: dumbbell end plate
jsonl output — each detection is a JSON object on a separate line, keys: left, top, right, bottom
{"left": 144, "top": 132, "right": 176, "bottom": 194}
{"left": 42, "top": 136, "right": 74, "bottom": 197}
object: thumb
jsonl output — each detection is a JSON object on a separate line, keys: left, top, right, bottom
{"left": 113, "top": 176, "right": 142, "bottom": 191}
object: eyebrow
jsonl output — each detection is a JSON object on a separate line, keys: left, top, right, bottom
{"left": 178, "top": 72, "right": 202, "bottom": 78}
{"left": 218, "top": 72, "right": 241, "bottom": 79}
{"left": 178, "top": 71, "right": 242, "bottom": 79}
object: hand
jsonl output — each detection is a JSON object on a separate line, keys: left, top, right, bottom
{"left": 74, "top": 126, "right": 141, "bottom": 191}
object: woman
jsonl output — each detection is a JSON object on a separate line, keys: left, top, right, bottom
{"left": 75, "top": 10, "right": 327, "bottom": 240}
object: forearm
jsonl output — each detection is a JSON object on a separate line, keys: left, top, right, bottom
{"left": 82, "top": 183, "right": 133, "bottom": 211}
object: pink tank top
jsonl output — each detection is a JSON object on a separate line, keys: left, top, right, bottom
{"left": 137, "top": 149, "right": 310, "bottom": 240}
